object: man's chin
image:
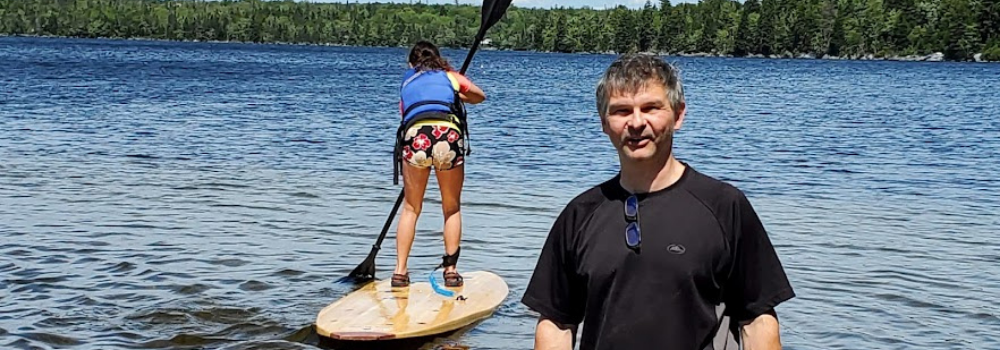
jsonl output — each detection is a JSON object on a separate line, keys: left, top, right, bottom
{"left": 620, "top": 149, "right": 656, "bottom": 162}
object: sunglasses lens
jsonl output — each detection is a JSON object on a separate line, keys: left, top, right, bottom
{"left": 625, "top": 222, "right": 641, "bottom": 247}
{"left": 625, "top": 196, "right": 638, "bottom": 218}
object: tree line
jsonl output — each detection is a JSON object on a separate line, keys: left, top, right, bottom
{"left": 1, "top": 0, "right": 998, "bottom": 61}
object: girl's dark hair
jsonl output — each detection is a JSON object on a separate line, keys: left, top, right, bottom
{"left": 408, "top": 41, "right": 454, "bottom": 71}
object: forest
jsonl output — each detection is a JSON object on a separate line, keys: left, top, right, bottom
{"left": 1, "top": 0, "right": 998, "bottom": 61}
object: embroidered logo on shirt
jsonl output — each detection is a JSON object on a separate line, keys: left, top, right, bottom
{"left": 667, "top": 244, "right": 686, "bottom": 255}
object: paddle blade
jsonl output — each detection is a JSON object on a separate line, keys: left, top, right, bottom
{"left": 340, "top": 190, "right": 402, "bottom": 284}
{"left": 344, "top": 247, "right": 379, "bottom": 283}
{"left": 459, "top": 0, "right": 514, "bottom": 74}
{"left": 481, "top": 0, "right": 513, "bottom": 31}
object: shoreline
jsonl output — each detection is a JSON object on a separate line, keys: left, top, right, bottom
{"left": 3, "top": 34, "right": 995, "bottom": 63}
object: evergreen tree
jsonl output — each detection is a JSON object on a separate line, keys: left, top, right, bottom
{"left": 658, "top": 0, "right": 674, "bottom": 52}
{"left": 734, "top": 0, "right": 760, "bottom": 56}
{"left": 0, "top": 0, "right": 993, "bottom": 61}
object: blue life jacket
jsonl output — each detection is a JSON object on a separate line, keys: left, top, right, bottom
{"left": 393, "top": 68, "right": 471, "bottom": 185}
{"left": 399, "top": 68, "right": 461, "bottom": 123}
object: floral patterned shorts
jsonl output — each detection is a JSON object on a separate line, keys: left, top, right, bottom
{"left": 401, "top": 124, "right": 465, "bottom": 171}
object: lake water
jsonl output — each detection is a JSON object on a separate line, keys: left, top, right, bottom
{"left": 1, "top": 37, "right": 998, "bottom": 350}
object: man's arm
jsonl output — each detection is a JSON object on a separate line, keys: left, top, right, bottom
{"left": 534, "top": 316, "right": 576, "bottom": 350}
{"left": 740, "top": 309, "right": 782, "bottom": 350}
{"left": 726, "top": 191, "right": 795, "bottom": 350}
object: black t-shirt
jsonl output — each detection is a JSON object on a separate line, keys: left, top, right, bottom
{"left": 521, "top": 164, "right": 795, "bottom": 350}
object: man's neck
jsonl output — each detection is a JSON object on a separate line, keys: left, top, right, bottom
{"left": 619, "top": 156, "right": 686, "bottom": 194}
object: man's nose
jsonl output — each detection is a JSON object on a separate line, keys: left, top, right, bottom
{"left": 627, "top": 108, "right": 645, "bottom": 128}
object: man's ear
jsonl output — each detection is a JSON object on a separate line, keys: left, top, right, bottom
{"left": 673, "top": 102, "right": 687, "bottom": 130}
{"left": 600, "top": 114, "right": 610, "bottom": 136}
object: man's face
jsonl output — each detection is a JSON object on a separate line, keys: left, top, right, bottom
{"left": 601, "top": 82, "right": 685, "bottom": 163}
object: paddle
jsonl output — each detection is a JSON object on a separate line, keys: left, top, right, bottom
{"left": 344, "top": 0, "right": 513, "bottom": 284}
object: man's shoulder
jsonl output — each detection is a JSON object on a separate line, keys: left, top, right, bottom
{"left": 565, "top": 175, "right": 620, "bottom": 208}
{"left": 686, "top": 165, "right": 743, "bottom": 199}
{"left": 552, "top": 176, "right": 620, "bottom": 226}
{"left": 681, "top": 164, "right": 748, "bottom": 207}
{"left": 678, "top": 164, "right": 762, "bottom": 241}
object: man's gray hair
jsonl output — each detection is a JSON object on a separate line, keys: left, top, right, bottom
{"left": 595, "top": 53, "right": 685, "bottom": 118}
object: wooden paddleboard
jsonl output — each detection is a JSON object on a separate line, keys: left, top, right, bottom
{"left": 316, "top": 270, "right": 509, "bottom": 341}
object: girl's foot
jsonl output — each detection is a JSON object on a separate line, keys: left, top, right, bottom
{"left": 443, "top": 271, "right": 463, "bottom": 287}
{"left": 391, "top": 273, "right": 410, "bottom": 287}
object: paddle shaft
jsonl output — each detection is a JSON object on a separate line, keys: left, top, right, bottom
{"left": 374, "top": 189, "right": 405, "bottom": 250}
{"left": 459, "top": 32, "right": 486, "bottom": 75}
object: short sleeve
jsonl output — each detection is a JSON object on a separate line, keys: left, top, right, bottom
{"left": 521, "top": 206, "right": 586, "bottom": 325}
{"left": 446, "top": 71, "right": 471, "bottom": 93}
{"left": 723, "top": 191, "right": 795, "bottom": 323}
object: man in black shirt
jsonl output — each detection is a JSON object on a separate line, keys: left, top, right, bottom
{"left": 521, "top": 54, "right": 795, "bottom": 350}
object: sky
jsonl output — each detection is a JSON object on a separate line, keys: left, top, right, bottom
{"left": 299, "top": 0, "right": 698, "bottom": 10}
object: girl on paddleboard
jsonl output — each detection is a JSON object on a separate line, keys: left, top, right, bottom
{"left": 392, "top": 41, "right": 486, "bottom": 288}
